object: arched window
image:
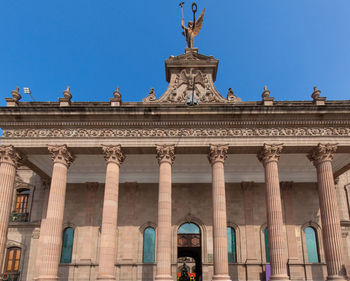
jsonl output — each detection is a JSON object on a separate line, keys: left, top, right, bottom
{"left": 178, "top": 223, "right": 200, "bottom": 234}
{"left": 60, "top": 227, "right": 74, "bottom": 264}
{"left": 264, "top": 227, "right": 270, "bottom": 263}
{"left": 227, "top": 227, "right": 237, "bottom": 263}
{"left": 305, "top": 227, "right": 320, "bottom": 263}
{"left": 5, "top": 247, "right": 21, "bottom": 273}
{"left": 143, "top": 227, "right": 156, "bottom": 263}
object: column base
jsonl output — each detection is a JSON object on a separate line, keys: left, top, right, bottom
{"left": 269, "top": 274, "right": 290, "bottom": 281}
{"left": 212, "top": 274, "right": 232, "bottom": 281}
{"left": 97, "top": 275, "right": 115, "bottom": 281}
{"left": 326, "top": 275, "right": 348, "bottom": 281}
{"left": 154, "top": 274, "right": 173, "bottom": 281}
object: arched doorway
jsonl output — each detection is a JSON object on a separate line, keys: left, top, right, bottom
{"left": 177, "top": 223, "right": 202, "bottom": 281}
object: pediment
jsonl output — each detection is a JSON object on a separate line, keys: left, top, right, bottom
{"left": 143, "top": 49, "right": 241, "bottom": 104}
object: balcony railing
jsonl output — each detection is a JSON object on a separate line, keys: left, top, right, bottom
{"left": 10, "top": 212, "right": 29, "bottom": 223}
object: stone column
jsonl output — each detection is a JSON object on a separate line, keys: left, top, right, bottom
{"left": 155, "top": 145, "right": 175, "bottom": 281}
{"left": 97, "top": 145, "right": 125, "bottom": 281}
{"left": 308, "top": 143, "right": 346, "bottom": 281}
{"left": 37, "top": 145, "right": 74, "bottom": 281}
{"left": 0, "top": 145, "right": 22, "bottom": 269}
{"left": 208, "top": 145, "right": 231, "bottom": 281}
{"left": 258, "top": 144, "right": 289, "bottom": 281}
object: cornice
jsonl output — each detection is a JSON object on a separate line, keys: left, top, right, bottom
{"left": 1, "top": 101, "right": 350, "bottom": 114}
{"left": 1, "top": 119, "right": 350, "bottom": 128}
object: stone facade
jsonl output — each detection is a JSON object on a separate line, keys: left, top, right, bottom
{"left": 4, "top": 171, "right": 350, "bottom": 281}
{"left": 1, "top": 48, "right": 350, "bottom": 281}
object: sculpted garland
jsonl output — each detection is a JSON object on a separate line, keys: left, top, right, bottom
{"left": 3, "top": 127, "right": 350, "bottom": 138}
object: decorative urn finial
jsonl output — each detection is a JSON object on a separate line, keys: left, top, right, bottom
{"left": 63, "top": 86, "right": 72, "bottom": 100}
{"left": 261, "top": 86, "right": 274, "bottom": 106}
{"left": 11, "top": 87, "right": 21, "bottom": 102}
{"left": 110, "top": 86, "right": 122, "bottom": 106}
{"left": 59, "top": 86, "right": 72, "bottom": 106}
{"left": 113, "top": 87, "right": 121, "bottom": 101}
{"left": 262, "top": 86, "right": 270, "bottom": 98}
{"left": 311, "top": 86, "right": 321, "bottom": 100}
{"left": 227, "top": 88, "right": 241, "bottom": 103}
{"left": 142, "top": 88, "right": 156, "bottom": 103}
{"left": 311, "top": 86, "right": 326, "bottom": 105}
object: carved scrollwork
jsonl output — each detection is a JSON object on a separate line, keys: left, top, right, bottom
{"left": 156, "top": 144, "right": 175, "bottom": 165}
{"left": 101, "top": 145, "right": 125, "bottom": 165}
{"left": 48, "top": 144, "right": 75, "bottom": 167}
{"left": 208, "top": 144, "right": 228, "bottom": 164}
{"left": 257, "top": 143, "right": 284, "bottom": 164}
{"left": 3, "top": 126, "right": 350, "bottom": 138}
{"left": 0, "top": 145, "right": 23, "bottom": 167}
{"left": 307, "top": 143, "right": 338, "bottom": 166}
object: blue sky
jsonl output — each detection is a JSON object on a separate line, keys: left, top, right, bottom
{"left": 0, "top": 0, "right": 349, "bottom": 103}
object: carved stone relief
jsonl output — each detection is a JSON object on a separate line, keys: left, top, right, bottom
{"left": 3, "top": 127, "right": 350, "bottom": 138}
{"left": 155, "top": 68, "right": 227, "bottom": 104}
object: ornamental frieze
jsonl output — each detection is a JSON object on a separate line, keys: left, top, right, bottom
{"left": 3, "top": 127, "right": 350, "bottom": 138}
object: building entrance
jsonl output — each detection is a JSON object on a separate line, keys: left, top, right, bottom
{"left": 177, "top": 223, "right": 202, "bottom": 281}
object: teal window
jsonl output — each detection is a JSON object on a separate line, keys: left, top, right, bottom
{"left": 264, "top": 227, "right": 270, "bottom": 263}
{"left": 227, "top": 227, "right": 237, "bottom": 263}
{"left": 305, "top": 227, "right": 320, "bottom": 263}
{"left": 60, "top": 227, "right": 74, "bottom": 264}
{"left": 143, "top": 227, "right": 155, "bottom": 263}
{"left": 178, "top": 223, "right": 200, "bottom": 234}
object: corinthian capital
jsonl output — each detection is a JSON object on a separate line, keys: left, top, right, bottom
{"left": 257, "top": 143, "right": 283, "bottom": 164}
{"left": 308, "top": 143, "right": 337, "bottom": 166}
{"left": 48, "top": 145, "right": 75, "bottom": 167}
{"left": 156, "top": 145, "right": 175, "bottom": 165}
{"left": 208, "top": 144, "right": 228, "bottom": 165}
{"left": 101, "top": 145, "right": 125, "bottom": 165}
{"left": 0, "top": 145, "right": 22, "bottom": 167}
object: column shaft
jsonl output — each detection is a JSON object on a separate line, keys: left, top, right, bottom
{"left": 264, "top": 161, "right": 288, "bottom": 280}
{"left": 98, "top": 162, "right": 120, "bottom": 280}
{"left": 317, "top": 161, "right": 344, "bottom": 278}
{"left": 0, "top": 162, "right": 17, "bottom": 268}
{"left": 212, "top": 161, "right": 229, "bottom": 277}
{"left": 155, "top": 145, "right": 174, "bottom": 281}
{"left": 98, "top": 145, "right": 124, "bottom": 281}
{"left": 209, "top": 145, "right": 231, "bottom": 281}
{"left": 0, "top": 146, "right": 21, "bottom": 270}
{"left": 258, "top": 144, "right": 288, "bottom": 281}
{"left": 308, "top": 143, "right": 346, "bottom": 281}
{"left": 37, "top": 162, "right": 68, "bottom": 280}
{"left": 37, "top": 145, "right": 74, "bottom": 281}
{"left": 156, "top": 161, "right": 172, "bottom": 279}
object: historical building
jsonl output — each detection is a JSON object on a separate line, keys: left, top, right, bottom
{"left": 1, "top": 42, "right": 350, "bottom": 281}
